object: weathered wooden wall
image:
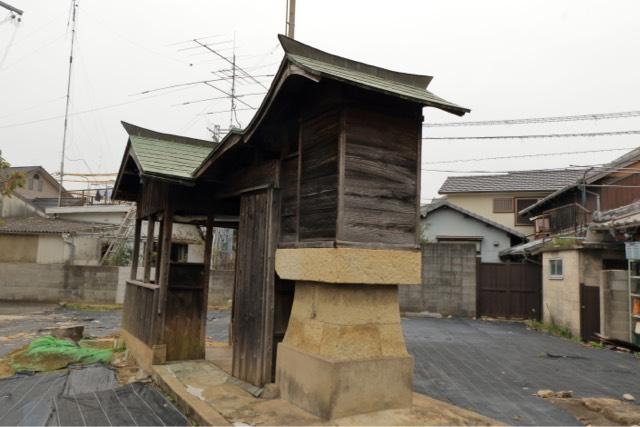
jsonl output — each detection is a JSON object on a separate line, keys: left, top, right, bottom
{"left": 232, "top": 189, "right": 279, "bottom": 386}
{"left": 341, "top": 107, "right": 420, "bottom": 246}
{"left": 298, "top": 111, "right": 340, "bottom": 241}
{"left": 600, "top": 173, "right": 640, "bottom": 211}
{"left": 122, "top": 280, "right": 159, "bottom": 346}
{"left": 164, "top": 263, "right": 205, "bottom": 361}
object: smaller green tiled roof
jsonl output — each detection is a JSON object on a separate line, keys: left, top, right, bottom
{"left": 122, "top": 122, "right": 216, "bottom": 180}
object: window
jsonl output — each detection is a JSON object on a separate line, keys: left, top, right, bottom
{"left": 515, "top": 198, "right": 538, "bottom": 225}
{"left": 493, "top": 198, "right": 514, "bottom": 213}
{"left": 29, "top": 173, "right": 42, "bottom": 192}
{"left": 171, "top": 243, "right": 189, "bottom": 263}
{"left": 549, "top": 259, "right": 563, "bottom": 279}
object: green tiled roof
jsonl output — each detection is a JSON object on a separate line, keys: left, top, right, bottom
{"left": 129, "top": 135, "right": 214, "bottom": 179}
{"left": 279, "top": 35, "right": 469, "bottom": 115}
{"left": 287, "top": 54, "right": 468, "bottom": 114}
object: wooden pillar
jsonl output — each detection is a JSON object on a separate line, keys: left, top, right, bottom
{"left": 155, "top": 216, "right": 165, "bottom": 285}
{"left": 143, "top": 217, "right": 155, "bottom": 283}
{"left": 130, "top": 218, "right": 142, "bottom": 280}
{"left": 200, "top": 211, "right": 215, "bottom": 346}
{"left": 157, "top": 204, "right": 173, "bottom": 320}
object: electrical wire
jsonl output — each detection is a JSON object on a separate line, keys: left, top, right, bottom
{"left": 423, "top": 147, "right": 635, "bottom": 164}
{"left": 0, "top": 87, "right": 191, "bottom": 130}
{"left": 423, "top": 130, "right": 640, "bottom": 141}
{"left": 425, "top": 110, "right": 640, "bottom": 127}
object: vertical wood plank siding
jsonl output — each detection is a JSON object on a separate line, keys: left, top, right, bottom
{"left": 299, "top": 112, "right": 340, "bottom": 241}
{"left": 600, "top": 173, "right": 640, "bottom": 211}
{"left": 280, "top": 155, "right": 299, "bottom": 243}
{"left": 342, "top": 107, "right": 419, "bottom": 245}
{"left": 477, "top": 262, "right": 541, "bottom": 320}
{"left": 164, "top": 263, "right": 206, "bottom": 360}
{"left": 232, "top": 189, "right": 278, "bottom": 386}
{"left": 122, "top": 281, "right": 158, "bottom": 345}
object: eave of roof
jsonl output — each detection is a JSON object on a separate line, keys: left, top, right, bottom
{"left": 422, "top": 200, "right": 526, "bottom": 238}
{"left": 194, "top": 34, "right": 469, "bottom": 178}
{"left": 439, "top": 169, "right": 587, "bottom": 195}
{"left": 0, "top": 216, "right": 110, "bottom": 235}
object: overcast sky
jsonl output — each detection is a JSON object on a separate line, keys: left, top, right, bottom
{"left": 1, "top": 0, "right": 639, "bottom": 200}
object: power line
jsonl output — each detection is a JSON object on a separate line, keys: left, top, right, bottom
{"left": 0, "top": 87, "right": 189, "bottom": 130}
{"left": 425, "top": 110, "right": 640, "bottom": 127}
{"left": 423, "top": 130, "right": 640, "bottom": 141}
{"left": 423, "top": 147, "right": 635, "bottom": 164}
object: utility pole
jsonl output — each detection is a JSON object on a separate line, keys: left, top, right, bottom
{"left": 285, "top": 0, "right": 296, "bottom": 38}
{"left": 59, "top": 0, "right": 78, "bottom": 207}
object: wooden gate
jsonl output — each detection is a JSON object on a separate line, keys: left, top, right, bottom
{"left": 580, "top": 284, "right": 600, "bottom": 341}
{"left": 477, "top": 262, "right": 542, "bottom": 320}
{"left": 232, "top": 189, "right": 278, "bottom": 387}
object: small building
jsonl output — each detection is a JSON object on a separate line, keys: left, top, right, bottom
{"left": 439, "top": 169, "right": 586, "bottom": 236}
{"left": 0, "top": 216, "right": 108, "bottom": 264}
{"left": 515, "top": 148, "right": 640, "bottom": 341}
{"left": 421, "top": 199, "right": 525, "bottom": 263}
{"left": 2, "top": 165, "right": 73, "bottom": 208}
{"left": 113, "top": 34, "right": 468, "bottom": 419}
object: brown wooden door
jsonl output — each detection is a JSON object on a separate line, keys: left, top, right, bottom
{"left": 477, "top": 262, "right": 542, "bottom": 320}
{"left": 232, "top": 189, "right": 278, "bottom": 387}
{"left": 580, "top": 284, "right": 600, "bottom": 341}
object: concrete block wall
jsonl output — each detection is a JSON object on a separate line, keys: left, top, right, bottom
{"left": 0, "top": 262, "right": 119, "bottom": 303}
{"left": 399, "top": 243, "right": 477, "bottom": 317}
{"left": 0, "top": 262, "right": 235, "bottom": 306}
{"left": 601, "top": 269, "right": 629, "bottom": 341}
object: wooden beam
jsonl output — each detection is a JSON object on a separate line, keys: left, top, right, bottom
{"left": 143, "top": 218, "right": 155, "bottom": 283}
{"left": 130, "top": 218, "right": 142, "bottom": 280}
{"left": 216, "top": 159, "right": 280, "bottom": 199}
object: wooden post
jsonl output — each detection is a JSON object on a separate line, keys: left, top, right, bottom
{"left": 130, "top": 218, "right": 142, "bottom": 280}
{"left": 200, "top": 211, "right": 215, "bottom": 347}
{"left": 155, "top": 216, "right": 165, "bottom": 285}
{"left": 157, "top": 204, "right": 173, "bottom": 319}
{"left": 143, "top": 217, "right": 155, "bottom": 283}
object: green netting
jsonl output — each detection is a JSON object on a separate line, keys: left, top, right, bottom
{"left": 10, "top": 336, "right": 113, "bottom": 373}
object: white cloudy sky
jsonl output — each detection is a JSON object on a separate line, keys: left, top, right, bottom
{"left": 0, "top": 0, "right": 639, "bottom": 201}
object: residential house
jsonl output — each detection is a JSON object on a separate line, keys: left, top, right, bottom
{"left": 2, "top": 166, "right": 73, "bottom": 208}
{"left": 516, "top": 148, "right": 640, "bottom": 342}
{"left": 438, "top": 169, "right": 587, "bottom": 237}
{"left": 421, "top": 199, "right": 525, "bottom": 263}
{"left": 0, "top": 216, "right": 109, "bottom": 265}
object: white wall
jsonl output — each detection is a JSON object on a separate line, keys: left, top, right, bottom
{"left": 35, "top": 234, "right": 102, "bottom": 265}
{"left": 0, "top": 194, "right": 40, "bottom": 218}
{"left": 421, "top": 206, "right": 515, "bottom": 263}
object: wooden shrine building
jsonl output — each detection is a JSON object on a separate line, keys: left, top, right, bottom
{"left": 113, "top": 35, "right": 468, "bottom": 419}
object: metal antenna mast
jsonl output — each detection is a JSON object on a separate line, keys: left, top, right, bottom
{"left": 285, "top": 0, "right": 296, "bottom": 38}
{"left": 229, "top": 33, "right": 236, "bottom": 129}
{"left": 58, "top": 0, "right": 78, "bottom": 206}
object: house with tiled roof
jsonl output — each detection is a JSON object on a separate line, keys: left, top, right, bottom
{"left": 438, "top": 169, "right": 587, "bottom": 237}
{"left": 420, "top": 199, "right": 525, "bottom": 262}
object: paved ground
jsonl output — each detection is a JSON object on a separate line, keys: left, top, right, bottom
{"left": 2, "top": 304, "right": 640, "bottom": 425}
{"left": 405, "top": 317, "right": 640, "bottom": 425}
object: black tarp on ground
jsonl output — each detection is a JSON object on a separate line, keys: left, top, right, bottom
{"left": 0, "top": 365, "right": 188, "bottom": 426}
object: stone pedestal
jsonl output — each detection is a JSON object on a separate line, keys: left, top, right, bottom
{"left": 275, "top": 249, "right": 418, "bottom": 419}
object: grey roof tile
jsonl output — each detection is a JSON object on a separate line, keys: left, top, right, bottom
{"left": 0, "top": 216, "right": 109, "bottom": 235}
{"left": 439, "top": 169, "right": 587, "bottom": 194}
